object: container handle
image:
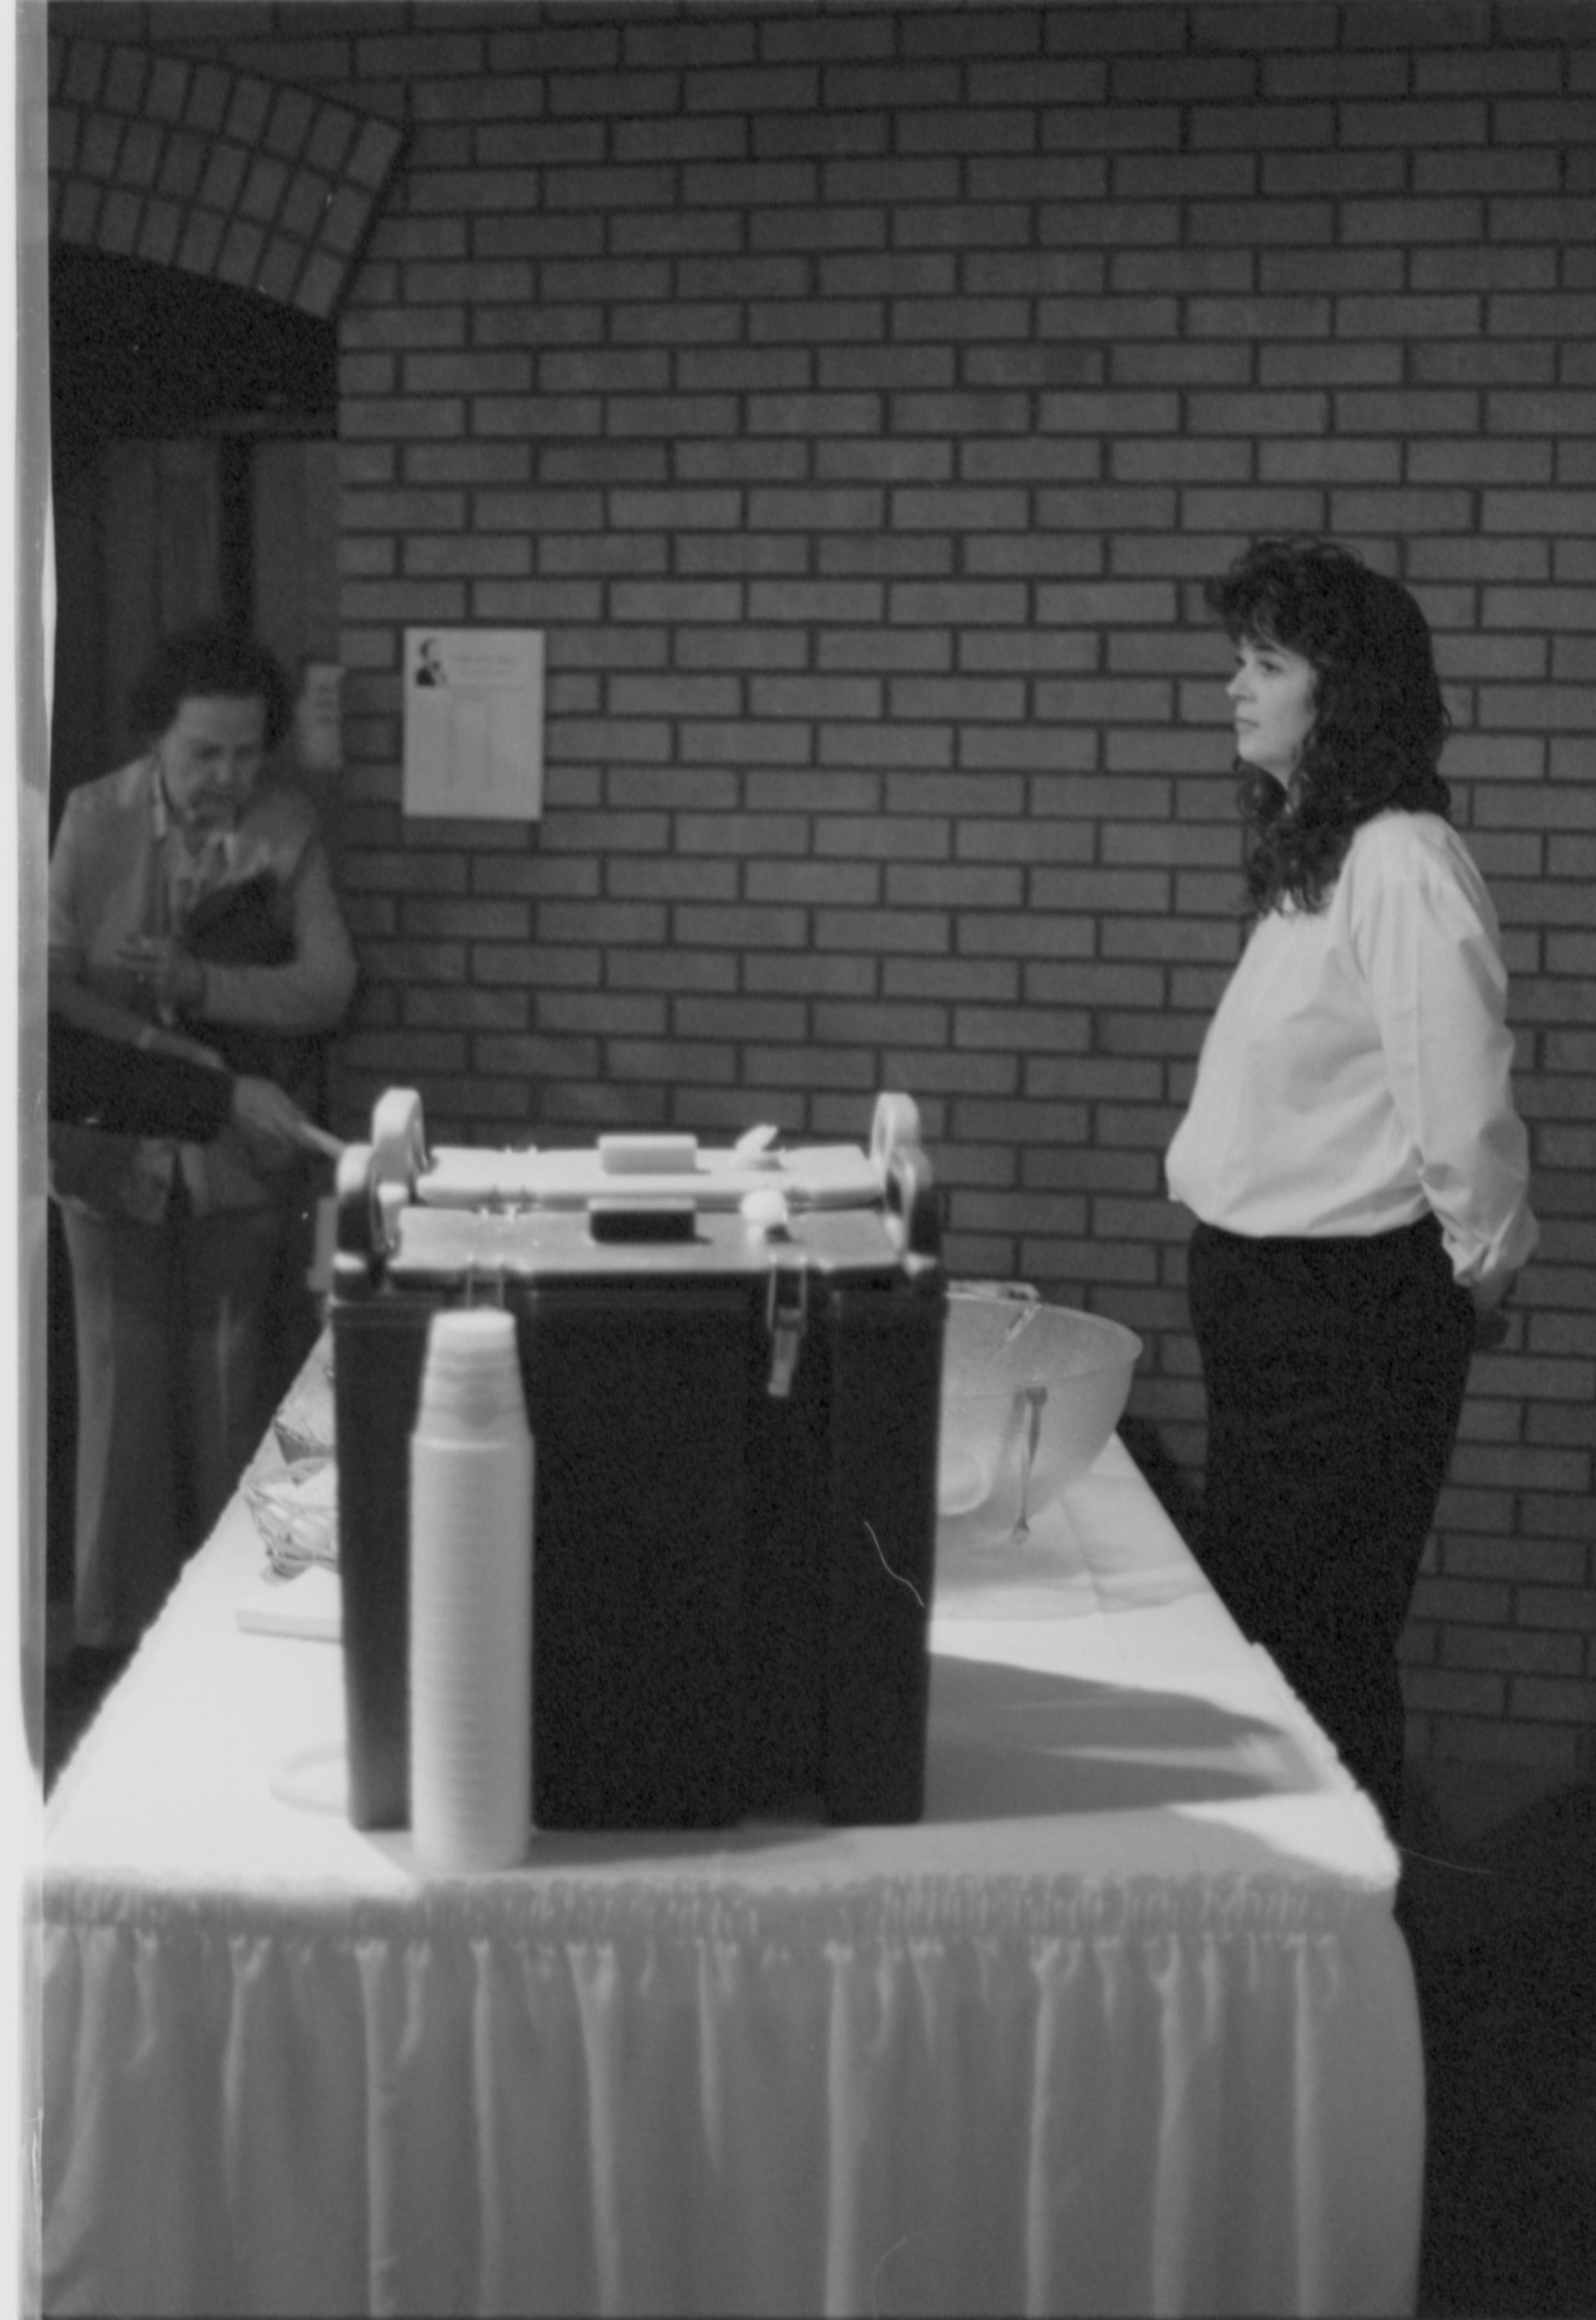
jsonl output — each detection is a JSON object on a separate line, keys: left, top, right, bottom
{"left": 870, "top": 1091, "right": 922, "bottom": 1175}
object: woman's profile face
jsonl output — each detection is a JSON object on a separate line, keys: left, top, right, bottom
{"left": 154, "top": 694, "right": 268, "bottom": 832}
{"left": 1226, "top": 636, "right": 1316, "bottom": 788}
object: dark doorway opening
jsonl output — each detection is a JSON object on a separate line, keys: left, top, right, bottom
{"left": 48, "top": 249, "right": 339, "bottom": 815}
{"left": 50, "top": 245, "right": 337, "bottom": 463}
{"left": 46, "top": 244, "right": 340, "bottom": 1700}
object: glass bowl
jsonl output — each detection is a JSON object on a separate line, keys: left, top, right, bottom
{"left": 274, "top": 1342, "right": 335, "bottom": 1464}
{"left": 245, "top": 1456, "right": 339, "bottom": 1578}
{"left": 937, "top": 1288, "right": 1141, "bottom": 1551}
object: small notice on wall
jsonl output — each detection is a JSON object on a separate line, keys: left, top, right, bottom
{"left": 402, "top": 627, "right": 545, "bottom": 821}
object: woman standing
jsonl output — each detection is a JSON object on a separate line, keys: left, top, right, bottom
{"left": 49, "top": 625, "right": 358, "bottom": 1656}
{"left": 1165, "top": 539, "right": 1537, "bottom": 1834}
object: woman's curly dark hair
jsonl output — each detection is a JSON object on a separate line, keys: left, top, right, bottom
{"left": 1205, "top": 538, "right": 1453, "bottom": 917}
{"left": 128, "top": 623, "right": 295, "bottom": 753}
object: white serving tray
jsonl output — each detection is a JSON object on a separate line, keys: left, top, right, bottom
{"left": 413, "top": 1141, "right": 884, "bottom": 1213}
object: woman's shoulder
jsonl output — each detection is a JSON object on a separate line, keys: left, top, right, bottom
{"left": 1344, "top": 810, "right": 1491, "bottom": 920}
{"left": 57, "top": 757, "right": 154, "bottom": 827}
{"left": 51, "top": 764, "right": 159, "bottom": 888}
{"left": 247, "top": 777, "right": 321, "bottom": 834}
{"left": 235, "top": 779, "right": 324, "bottom": 871}
{"left": 1347, "top": 808, "right": 1478, "bottom": 882}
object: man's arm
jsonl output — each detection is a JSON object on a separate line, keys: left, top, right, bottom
{"left": 49, "top": 1023, "right": 313, "bottom": 1159}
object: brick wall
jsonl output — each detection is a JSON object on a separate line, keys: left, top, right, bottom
{"left": 55, "top": 0, "right": 1596, "bottom": 1789}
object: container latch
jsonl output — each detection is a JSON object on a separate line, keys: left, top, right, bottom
{"left": 764, "top": 1260, "right": 810, "bottom": 1399}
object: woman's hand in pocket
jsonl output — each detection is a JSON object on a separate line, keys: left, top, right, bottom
{"left": 1469, "top": 1272, "right": 1516, "bottom": 1352}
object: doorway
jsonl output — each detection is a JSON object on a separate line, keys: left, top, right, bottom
{"left": 49, "top": 245, "right": 340, "bottom": 819}
{"left": 47, "top": 244, "right": 340, "bottom": 1654}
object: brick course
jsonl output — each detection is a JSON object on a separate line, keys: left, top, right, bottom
{"left": 56, "top": 0, "right": 1596, "bottom": 1791}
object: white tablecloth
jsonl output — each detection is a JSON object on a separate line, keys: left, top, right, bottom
{"left": 34, "top": 1406, "right": 1423, "bottom": 2318}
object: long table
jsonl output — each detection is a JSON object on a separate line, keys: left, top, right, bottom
{"left": 34, "top": 1368, "right": 1423, "bottom": 2317}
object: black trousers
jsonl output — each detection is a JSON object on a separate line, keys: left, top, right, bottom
{"left": 1187, "top": 1214, "right": 1476, "bottom": 1833}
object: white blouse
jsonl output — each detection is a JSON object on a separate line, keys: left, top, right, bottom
{"left": 1165, "top": 810, "right": 1538, "bottom": 1293}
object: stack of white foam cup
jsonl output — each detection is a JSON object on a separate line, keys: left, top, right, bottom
{"left": 409, "top": 1307, "right": 533, "bottom": 1871}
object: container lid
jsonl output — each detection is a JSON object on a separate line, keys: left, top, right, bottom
{"left": 383, "top": 1199, "right": 912, "bottom": 1291}
{"left": 413, "top": 1141, "right": 884, "bottom": 1214}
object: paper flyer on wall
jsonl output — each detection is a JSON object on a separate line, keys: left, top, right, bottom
{"left": 402, "top": 627, "right": 545, "bottom": 821}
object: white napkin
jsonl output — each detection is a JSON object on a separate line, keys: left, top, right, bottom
{"left": 237, "top": 1562, "right": 342, "bottom": 1642}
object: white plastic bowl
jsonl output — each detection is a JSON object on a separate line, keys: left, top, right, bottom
{"left": 937, "top": 1290, "right": 1142, "bottom": 1550}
